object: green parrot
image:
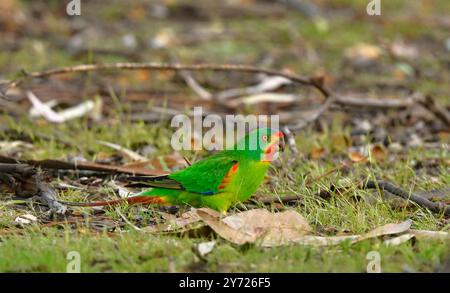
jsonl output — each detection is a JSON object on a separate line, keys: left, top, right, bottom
{"left": 63, "top": 128, "right": 285, "bottom": 213}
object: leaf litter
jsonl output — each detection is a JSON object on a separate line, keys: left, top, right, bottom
{"left": 140, "top": 208, "right": 448, "bottom": 247}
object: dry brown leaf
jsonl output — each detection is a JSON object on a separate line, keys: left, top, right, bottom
{"left": 287, "top": 235, "right": 358, "bottom": 246}
{"left": 196, "top": 209, "right": 413, "bottom": 247}
{"left": 344, "top": 43, "right": 382, "bottom": 67}
{"left": 383, "top": 228, "right": 450, "bottom": 246}
{"left": 348, "top": 151, "right": 367, "bottom": 163}
{"left": 14, "top": 213, "right": 37, "bottom": 225}
{"left": 310, "top": 147, "right": 326, "bottom": 160}
{"left": 354, "top": 219, "right": 412, "bottom": 242}
{"left": 196, "top": 208, "right": 312, "bottom": 246}
{"left": 383, "top": 233, "right": 415, "bottom": 246}
{"left": 408, "top": 229, "right": 450, "bottom": 240}
{"left": 371, "top": 144, "right": 387, "bottom": 161}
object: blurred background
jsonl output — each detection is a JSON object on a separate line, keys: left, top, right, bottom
{"left": 1, "top": 0, "right": 448, "bottom": 109}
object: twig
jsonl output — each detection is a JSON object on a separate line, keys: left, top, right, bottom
{"left": 281, "top": 126, "right": 299, "bottom": 163}
{"left": 115, "top": 208, "right": 142, "bottom": 232}
{"left": 0, "top": 155, "right": 166, "bottom": 176}
{"left": 0, "top": 163, "right": 67, "bottom": 214}
{"left": 288, "top": 95, "right": 336, "bottom": 131}
{"left": 2, "top": 62, "right": 337, "bottom": 130}
{"left": 178, "top": 70, "right": 212, "bottom": 101}
{"left": 5, "top": 62, "right": 321, "bottom": 92}
{"left": 254, "top": 195, "right": 304, "bottom": 205}
{"left": 36, "top": 180, "right": 67, "bottom": 215}
{"left": 3, "top": 62, "right": 336, "bottom": 132}
{"left": 363, "top": 180, "right": 450, "bottom": 216}
{"left": 334, "top": 95, "right": 414, "bottom": 109}
{"left": 417, "top": 95, "right": 450, "bottom": 127}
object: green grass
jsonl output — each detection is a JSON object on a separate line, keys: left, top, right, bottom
{"left": 0, "top": 227, "right": 448, "bottom": 273}
{"left": 0, "top": 118, "right": 448, "bottom": 272}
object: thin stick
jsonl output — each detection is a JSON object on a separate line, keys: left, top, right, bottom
{"left": 6, "top": 62, "right": 326, "bottom": 93}
{"left": 289, "top": 95, "right": 336, "bottom": 131}
{"left": 281, "top": 126, "right": 300, "bottom": 164}
{"left": 115, "top": 208, "right": 142, "bottom": 232}
{"left": 417, "top": 95, "right": 450, "bottom": 127}
{"left": 363, "top": 180, "right": 450, "bottom": 216}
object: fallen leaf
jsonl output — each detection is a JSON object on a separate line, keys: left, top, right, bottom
{"left": 371, "top": 144, "right": 387, "bottom": 161}
{"left": 383, "top": 233, "right": 415, "bottom": 246}
{"left": 226, "top": 93, "right": 297, "bottom": 108}
{"left": 286, "top": 235, "right": 358, "bottom": 246}
{"left": 217, "top": 76, "right": 292, "bottom": 100}
{"left": 27, "top": 91, "right": 95, "bottom": 123}
{"left": 195, "top": 209, "right": 414, "bottom": 247}
{"left": 344, "top": 43, "right": 382, "bottom": 67}
{"left": 14, "top": 213, "right": 37, "bottom": 225}
{"left": 408, "top": 229, "right": 450, "bottom": 240}
{"left": 310, "top": 147, "right": 326, "bottom": 159}
{"left": 193, "top": 241, "right": 216, "bottom": 259}
{"left": 196, "top": 208, "right": 312, "bottom": 246}
{"left": 149, "top": 28, "right": 175, "bottom": 49}
{"left": 390, "top": 40, "right": 419, "bottom": 60}
{"left": 354, "top": 219, "right": 412, "bottom": 242}
{"left": 348, "top": 151, "right": 367, "bottom": 163}
{"left": 106, "top": 180, "right": 132, "bottom": 198}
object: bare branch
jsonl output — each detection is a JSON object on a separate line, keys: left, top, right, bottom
{"left": 6, "top": 62, "right": 320, "bottom": 92}
{"left": 363, "top": 180, "right": 450, "bottom": 216}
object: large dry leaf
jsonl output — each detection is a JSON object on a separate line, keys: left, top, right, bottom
{"left": 353, "top": 219, "right": 412, "bottom": 243}
{"left": 14, "top": 213, "right": 37, "bottom": 225}
{"left": 283, "top": 220, "right": 412, "bottom": 247}
{"left": 383, "top": 233, "right": 415, "bottom": 246}
{"left": 196, "top": 208, "right": 312, "bottom": 246}
{"left": 408, "top": 229, "right": 450, "bottom": 240}
{"left": 196, "top": 208, "right": 414, "bottom": 247}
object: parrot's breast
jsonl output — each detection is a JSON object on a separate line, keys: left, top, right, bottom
{"left": 230, "top": 160, "right": 270, "bottom": 202}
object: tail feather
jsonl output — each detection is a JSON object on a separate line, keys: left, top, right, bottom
{"left": 59, "top": 195, "right": 166, "bottom": 207}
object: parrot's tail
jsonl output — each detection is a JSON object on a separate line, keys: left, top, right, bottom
{"left": 58, "top": 195, "right": 167, "bottom": 207}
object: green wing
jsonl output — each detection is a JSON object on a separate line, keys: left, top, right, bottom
{"left": 170, "top": 154, "right": 238, "bottom": 195}
{"left": 126, "top": 152, "right": 238, "bottom": 196}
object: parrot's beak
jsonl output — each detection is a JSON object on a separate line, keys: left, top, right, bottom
{"left": 261, "top": 131, "right": 285, "bottom": 162}
{"left": 271, "top": 131, "right": 285, "bottom": 152}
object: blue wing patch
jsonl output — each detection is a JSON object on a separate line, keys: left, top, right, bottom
{"left": 200, "top": 190, "right": 216, "bottom": 195}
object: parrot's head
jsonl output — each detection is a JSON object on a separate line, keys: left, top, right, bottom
{"left": 234, "top": 127, "right": 285, "bottom": 162}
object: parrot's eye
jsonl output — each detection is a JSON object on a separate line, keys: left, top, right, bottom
{"left": 261, "top": 135, "right": 268, "bottom": 141}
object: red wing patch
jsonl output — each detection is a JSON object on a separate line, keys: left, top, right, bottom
{"left": 218, "top": 162, "right": 239, "bottom": 190}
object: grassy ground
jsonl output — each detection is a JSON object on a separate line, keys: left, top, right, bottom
{"left": 0, "top": 119, "right": 448, "bottom": 272}
{"left": 0, "top": 0, "right": 449, "bottom": 272}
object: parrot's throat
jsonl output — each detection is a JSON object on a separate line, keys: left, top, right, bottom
{"left": 261, "top": 142, "right": 280, "bottom": 162}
